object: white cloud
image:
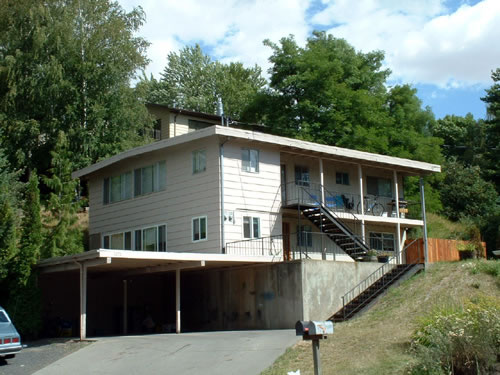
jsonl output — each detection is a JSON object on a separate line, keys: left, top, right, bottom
{"left": 118, "top": 0, "right": 311, "bottom": 78}
{"left": 314, "top": 0, "right": 500, "bottom": 87}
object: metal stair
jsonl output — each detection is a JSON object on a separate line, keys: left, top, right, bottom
{"left": 300, "top": 203, "right": 369, "bottom": 260}
{"left": 330, "top": 262, "right": 423, "bottom": 322}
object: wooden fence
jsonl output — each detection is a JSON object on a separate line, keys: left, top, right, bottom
{"left": 405, "top": 238, "right": 487, "bottom": 264}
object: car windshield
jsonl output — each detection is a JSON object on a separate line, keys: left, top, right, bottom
{"left": 0, "top": 311, "right": 9, "bottom": 323}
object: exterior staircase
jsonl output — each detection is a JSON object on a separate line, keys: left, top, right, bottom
{"left": 330, "top": 262, "right": 424, "bottom": 322}
{"left": 301, "top": 205, "right": 369, "bottom": 259}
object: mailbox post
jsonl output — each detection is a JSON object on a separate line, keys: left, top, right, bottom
{"left": 295, "top": 320, "right": 334, "bottom": 375}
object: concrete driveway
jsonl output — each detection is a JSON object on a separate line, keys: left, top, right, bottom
{"left": 34, "top": 330, "right": 298, "bottom": 375}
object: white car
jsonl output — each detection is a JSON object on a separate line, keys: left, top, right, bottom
{"left": 0, "top": 306, "right": 22, "bottom": 359}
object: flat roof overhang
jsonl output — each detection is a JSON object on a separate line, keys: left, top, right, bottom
{"left": 37, "top": 249, "right": 279, "bottom": 275}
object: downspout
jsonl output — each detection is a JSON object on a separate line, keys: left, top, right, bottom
{"left": 220, "top": 139, "right": 228, "bottom": 253}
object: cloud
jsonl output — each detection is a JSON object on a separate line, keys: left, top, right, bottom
{"left": 313, "top": 0, "right": 500, "bottom": 87}
{"left": 118, "top": 0, "right": 311, "bottom": 78}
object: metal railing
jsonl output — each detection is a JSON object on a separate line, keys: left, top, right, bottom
{"left": 340, "top": 238, "right": 422, "bottom": 320}
{"left": 225, "top": 232, "right": 355, "bottom": 260}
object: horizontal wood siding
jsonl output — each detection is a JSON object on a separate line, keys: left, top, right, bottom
{"left": 88, "top": 137, "right": 221, "bottom": 253}
{"left": 405, "top": 238, "right": 487, "bottom": 263}
{"left": 223, "top": 140, "right": 282, "bottom": 247}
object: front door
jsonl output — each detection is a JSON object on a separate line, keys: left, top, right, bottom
{"left": 282, "top": 222, "right": 291, "bottom": 261}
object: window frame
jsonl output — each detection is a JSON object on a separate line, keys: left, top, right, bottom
{"left": 192, "top": 150, "right": 207, "bottom": 174}
{"left": 369, "top": 232, "right": 395, "bottom": 252}
{"left": 297, "top": 225, "right": 313, "bottom": 247}
{"left": 102, "top": 224, "right": 167, "bottom": 252}
{"left": 366, "top": 176, "right": 393, "bottom": 198}
{"left": 336, "top": 172, "right": 350, "bottom": 186}
{"left": 192, "top": 216, "right": 208, "bottom": 242}
{"left": 295, "top": 165, "right": 310, "bottom": 187}
{"left": 241, "top": 149, "right": 259, "bottom": 173}
{"left": 243, "top": 216, "right": 261, "bottom": 239}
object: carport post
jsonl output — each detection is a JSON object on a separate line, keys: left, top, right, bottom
{"left": 79, "top": 262, "right": 87, "bottom": 341}
{"left": 123, "top": 280, "right": 128, "bottom": 335}
{"left": 176, "top": 269, "right": 181, "bottom": 334}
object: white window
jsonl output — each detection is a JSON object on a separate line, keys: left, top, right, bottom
{"left": 103, "top": 225, "right": 166, "bottom": 252}
{"left": 243, "top": 216, "right": 260, "bottom": 239}
{"left": 192, "top": 216, "right": 207, "bottom": 242}
{"left": 295, "top": 165, "right": 310, "bottom": 186}
{"left": 336, "top": 172, "right": 349, "bottom": 185}
{"left": 242, "top": 149, "right": 259, "bottom": 173}
{"left": 297, "top": 225, "right": 313, "bottom": 247}
{"left": 369, "top": 232, "right": 395, "bottom": 252}
{"left": 104, "top": 171, "right": 133, "bottom": 204}
{"left": 367, "top": 176, "right": 392, "bottom": 198}
{"left": 192, "top": 150, "right": 206, "bottom": 174}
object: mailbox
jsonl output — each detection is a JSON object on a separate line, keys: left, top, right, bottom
{"left": 295, "top": 320, "right": 334, "bottom": 336}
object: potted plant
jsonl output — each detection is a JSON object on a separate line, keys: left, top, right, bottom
{"left": 457, "top": 242, "right": 476, "bottom": 260}
{"left": 363, "top": 249, "right": 378, "bottom": 262}
{"left": 377, "top": 251, "right": 391, "bottom": 263}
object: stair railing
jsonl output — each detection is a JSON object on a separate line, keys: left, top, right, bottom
{"left": 340, "top": 238, "right": 421, "bottom": 320}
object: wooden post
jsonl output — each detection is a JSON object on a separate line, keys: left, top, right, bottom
{"left": 123, "top": 280, "right": 128, "bottom": 335}
{"left": 176, "top": 269, "right": 181, "bottom": 334}
{"left": 358, "top": 164, "right": 365, "bottom": 242}
{"left": 79, "top": 262, "right": 87, "bottom": 341}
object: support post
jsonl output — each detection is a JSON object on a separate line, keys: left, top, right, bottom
{"left": 123, "top": 280, "right": 128, "bottom": 335}
{"left": 312, "top": 339, "right": 321, "bottom": 375}
{"left": 319, "top": 158, "right": 325, "bottom": 205}
{"left": 358, "top": 164, "right": 365, "bottom": 242}
{"left": 394, "top": 170, "right": 401, "bottom": 263}
{"left": 79, "top": 262, "right": 87, "bottom": 341}
{"left": 176, "top": 269, "right": 181, "bottom": 334}
{"left": 420, "top": 177, "right": 429, "bottom": 266}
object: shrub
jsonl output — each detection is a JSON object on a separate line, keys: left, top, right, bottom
{"left": 409, "top": 296, "right": 500, "bottom": 374}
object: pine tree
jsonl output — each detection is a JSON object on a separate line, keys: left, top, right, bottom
{"left": 42, "top": 132, "right": 83, "bottom": 258}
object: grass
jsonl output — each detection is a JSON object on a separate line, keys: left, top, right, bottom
{"left": 410, "top": 213, "right": 468, "bottom": 240}
{"left": 261, "top": 260, "right": 500, "bottom": 375}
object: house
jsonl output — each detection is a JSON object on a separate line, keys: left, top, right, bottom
{"left": 37, "top": 105, "right": 441, "bottom": 339}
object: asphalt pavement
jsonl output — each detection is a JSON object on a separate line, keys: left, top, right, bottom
{"left": 32, "top": 330, "right": 298, "bottom": 375}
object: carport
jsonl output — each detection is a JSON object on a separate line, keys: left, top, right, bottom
{"left": 37, "top": 250, "right": 277, "bottom": 340}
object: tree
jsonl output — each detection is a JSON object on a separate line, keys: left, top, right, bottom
{"left": 41, "top": 132, "right": 83, "bottom": 258}
{"left": 15, "top": 171, "right": 42, "bottom": 286}
{"left": 481, "top": 68, "right": 500, "bottom": 192}
{"left": 144, "top": 44, "right": 266, "bottom": 119}
{"left": 0, "top": 0, "right": 152, "bottom": 175}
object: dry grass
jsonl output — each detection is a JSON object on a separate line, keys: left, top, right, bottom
{"left": 261, "top": 261, "right": 500, "bottom": 375}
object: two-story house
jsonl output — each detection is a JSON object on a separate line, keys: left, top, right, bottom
{"left": 38, "top": 105, "right": 440, "bottom": 339}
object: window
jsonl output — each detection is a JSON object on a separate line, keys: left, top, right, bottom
{"left": 243, "top": 216, "right": 260, "bottom": 238}
{"left": 103, "top": 224, "right": 166, "bottom": 252}
{"left": 104, "top": 162, "right": 165, "bottom": 204}
{"left": 242, "top": 149, "right": 259, "bottom": 173}
{"left": 367, "top": 176, "right": 392, "bottom": 197}
{"left": 369, "top": 232, "right": 395, "bottom": 252}
{"left": 295, "top": 165, "right": 310, "bottom": 186}
{"left": 297, "top": 225, "right": 313, "bottom": 247}
{"left": 192, "top": 150, "right": 206, "bottom": 174}
{"left": 188, "top": 119, "right": 212, "bottom": 132}
{"left": 133, "top": 161, "right": 166, "bottom": 197}
{"left": 336, "top": 172, "right": 349, "bottom": 185}
{"left": 192, "top": 216, "right": 207, "bottom": 242}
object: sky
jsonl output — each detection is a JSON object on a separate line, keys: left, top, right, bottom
{"left": 118, "top": 0, "right": 500, "bottom": 120}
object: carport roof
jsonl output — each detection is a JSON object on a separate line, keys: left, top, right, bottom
{"left": 37, "top": 249, "right": 278, "bottom": 275}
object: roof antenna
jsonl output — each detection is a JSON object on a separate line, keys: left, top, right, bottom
{"left": 217, "top": 96, "right": 225, "bottom": 126}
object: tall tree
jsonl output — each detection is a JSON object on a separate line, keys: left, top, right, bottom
{"left": 144, "top": 44, "right": 266, "bottom": 119}
{"left": 42, "top": 132, "right": 83, "bottom": 258}
{"left": 481, "top": 68, "right": 500, "bottom": 192}
{"left": 0, "top": 0, "right": 151, "bottom": 175}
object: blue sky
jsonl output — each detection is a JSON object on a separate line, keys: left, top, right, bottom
{"left": 119, "top": 0, "right": 499, "bottom": 120}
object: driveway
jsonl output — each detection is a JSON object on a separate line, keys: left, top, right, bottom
{"left": 34, "top": 330, "right": 297, "bottom": 375}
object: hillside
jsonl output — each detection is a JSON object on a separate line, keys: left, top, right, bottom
{"left": 261, "top": 260, "right": 500, "bottom": 375}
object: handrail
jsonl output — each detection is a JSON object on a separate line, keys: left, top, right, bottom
{"left": 340, "top": 238, "right": 422, "bottom": 320}
{"left": 297, "top": 184, "right": 369, "bottom": 252}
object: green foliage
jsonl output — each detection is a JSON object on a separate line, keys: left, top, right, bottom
{"left": 41, "top": 132, "right": 83, "bottom": 258}
{"left": 15, "top": 171, "right": 42, "bottom": 286}
{"left": 440, "top": 159, "right": 498, "bottom": 223}
{"left": 409, "top": 296, "right": 500, "bottom": 375}
{"left": 0, "top": 0, "right": 152, "bottom": 174}
{"left": 144, "top": 44, "right": 266, "bottom": 119}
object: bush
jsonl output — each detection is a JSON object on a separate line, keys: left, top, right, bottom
{"left": 409, "top": 296, "right": 500, "bottom": 374}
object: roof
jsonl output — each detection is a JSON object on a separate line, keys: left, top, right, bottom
{"left": 73, "top": 125, "right": 441, "bottom": 179}
{"left": 146, "top": 103, "right": 223, "bottom": 123}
